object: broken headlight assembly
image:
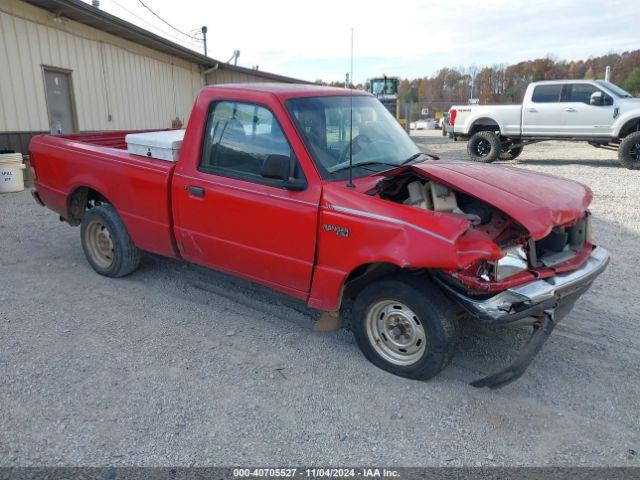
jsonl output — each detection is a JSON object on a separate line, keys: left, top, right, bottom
{"left": 479, "top": 245, "right": 529, "bottom": 282}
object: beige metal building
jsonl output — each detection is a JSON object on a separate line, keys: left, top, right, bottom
{"left": 0, "top": 0, "right": 304, "bottom": 152}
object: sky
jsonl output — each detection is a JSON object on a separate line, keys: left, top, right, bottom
{"left": 88, "top": 0, "right": 639, "bottom": 84}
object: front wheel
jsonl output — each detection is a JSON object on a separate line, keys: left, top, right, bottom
{"left": 351, "top": 275, "right": 459, "bottom": 380}
{"left": 467, "top": 131, "right": 501, "bottom": 163}
{"left": 618, "top": 131, "right": 640, "bottom": 170}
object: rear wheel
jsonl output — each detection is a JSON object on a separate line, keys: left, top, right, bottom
{"left": 351, "top": 275, "right": 459, "bottom": 380}
{"left": 618, "top": 131, "right": 640, "bottom": 169}
{"left": 499, "top": 145, "right": 524, "bottom": 161}
{"left": 467, "top": 131, "right": 501, "bottom": 163}
{"left": 81, "top": 204, "right": 141, "bottom": 277}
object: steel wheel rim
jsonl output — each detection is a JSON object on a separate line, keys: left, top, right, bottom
{"left": 365, "top": 300, "right": 427, "bottom": 366}
{"left": 632, "top": 143, "right": 640, "bottom": 161}
{"left": 85, "top": 220, "right": 115, "bottom": 269}
{"left": 476, "top": 139, "right": 491, "bottom": 156}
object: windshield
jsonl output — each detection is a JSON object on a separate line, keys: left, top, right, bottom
{"left": 286, "top": 95, "right": 421, "bottom": 181}
{"left": 370, "top": 78, "right": 399, "bottom": 97}
{"left": 595, "top": 80, "right": 634, "bottom": 98}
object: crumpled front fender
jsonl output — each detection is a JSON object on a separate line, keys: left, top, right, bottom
{"left": 308, "top": 200, "right": 502, "bottom": 311}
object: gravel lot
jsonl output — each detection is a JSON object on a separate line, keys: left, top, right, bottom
{"left": 1, "top": 131, "right": 639, "bottom": 466}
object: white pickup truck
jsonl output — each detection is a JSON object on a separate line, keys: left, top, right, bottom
{"left": 448, "top": 80, "right": 640, "bottom": 169}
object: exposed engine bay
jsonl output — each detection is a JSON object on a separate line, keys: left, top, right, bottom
{"left": 372, "top": 171, "right": 591, "bottom": 293}
{"left": 373, "top": 171, "right": 527, "bottom": 246}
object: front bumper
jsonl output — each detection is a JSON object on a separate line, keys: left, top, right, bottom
{"left": 436, "top": 246, "right": 609, "bottom": 389}
{"left": 438, "top": 246, "right": 610, "bottom": 325}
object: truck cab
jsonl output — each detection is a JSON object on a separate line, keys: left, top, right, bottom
{"left": 521, "top": 80, "right": 630, "bottom": 137}
{"left": 366, "top": 76, "right": 402, "bottom": 121}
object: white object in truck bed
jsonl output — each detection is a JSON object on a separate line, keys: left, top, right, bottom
{"left": 125, "top": 129, "right": 185, "bottom": 161}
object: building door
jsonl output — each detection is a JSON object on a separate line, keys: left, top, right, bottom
{"left": 43, "top": 69, "right": 76, "bottom": 134}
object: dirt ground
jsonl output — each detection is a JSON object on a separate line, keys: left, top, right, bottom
{"left": 1, "top": 131, "right": 639, "bottom": 466}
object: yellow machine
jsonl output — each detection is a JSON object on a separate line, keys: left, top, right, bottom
{"left": 365, "top": 76, "right": 407, "bottom": 126}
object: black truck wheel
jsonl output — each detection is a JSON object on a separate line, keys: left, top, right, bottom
{"left": 467, "top": 131, "right": 501, "bottom": 163}
{"left": 351, "top": 275, "right": 459, "bottom": 380}
{"left": 80, "top": 204, "right": 141, "bottom": 278}
{"left": 618, "top": 131, "right": 640, "bottom": 170}
{"left": 499, "top": 145, "right": 524, "bottom": 161}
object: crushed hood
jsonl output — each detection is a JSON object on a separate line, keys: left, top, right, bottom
{"left": 409, "top": 161, "right": 592, "bottom": 239}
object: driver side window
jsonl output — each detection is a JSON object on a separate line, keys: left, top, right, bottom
{"left": 566, "top": 84, "right": 613, "bottom": 105}
{"left": 200, "top": 101, "right": 305, "bottom": 183}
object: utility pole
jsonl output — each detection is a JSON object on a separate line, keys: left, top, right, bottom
{"left": 201, "top": 26, "right": 208, "bottom": 57}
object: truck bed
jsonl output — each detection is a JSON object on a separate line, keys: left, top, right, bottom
{"left": 30, "top": 130, "right": 180, "bottom": 258}
{"left": 451, "top": 104, "right": 522, "bottom": 136}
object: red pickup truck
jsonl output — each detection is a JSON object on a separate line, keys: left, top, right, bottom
{"left": 29, "top": 83, "right": 609, "bottom": 388}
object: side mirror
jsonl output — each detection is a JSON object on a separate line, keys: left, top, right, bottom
{"left": 261, "top": 154, "right": 306, "bottom": 191}
{"left": 262, "top": 154, "right": 291, "bottom": 181}
{"left": 590, "top": 91, "right": 603, "bottom": 105}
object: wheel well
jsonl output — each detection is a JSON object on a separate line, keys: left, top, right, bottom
{"left": 341, "top": 263, "right": 399, "bottom": 303}
{"left": 66, "top": 187, "right": 111, "bottom": 226}
{"left": 470, "top": 118, "right": 500, "bottom": 135}
{"left": 340, "top": 262, "right": 436, "bottom": 304}
{"left": 619, "top": 118, "right": 640, "bottom": 139}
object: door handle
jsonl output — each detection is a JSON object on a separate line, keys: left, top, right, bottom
{"left": 565, "top": 107, "right": 577, "bottom": 112}
{"left": 527, "top": 108, "right": 537, "bottom": 113}
{"left": 188, "top": 185, "right": 205, "bottom": 198}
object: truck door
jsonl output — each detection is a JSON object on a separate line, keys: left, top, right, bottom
{"left": 172, "top": 100, "right": 320, "bottom": 298}
{"left": 561, "top": 83, "right": 615, "bottom": 137}
{"left": 522, "top": 84, "right": 565, "bottom": 136}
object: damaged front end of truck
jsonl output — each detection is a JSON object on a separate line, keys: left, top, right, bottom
{"left": 369, "top": 162, "right": 610, "bottom": 388}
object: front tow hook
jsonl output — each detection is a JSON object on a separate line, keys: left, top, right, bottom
{"left": 470, "top": 310, "right": 557, "bottom": 389}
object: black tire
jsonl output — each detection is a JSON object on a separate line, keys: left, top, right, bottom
{"left": 351, "top": 274, "right": 459, "bottom": 381}
{"left": 618, "top": 131, "right": 640, "bottom": 170}
{"left": 499, "top": 145, "right": 524, "bottom": 161}
{"left": 80, "top": 204, "right": 141, "bottom": 278}
{"left": 467, "top": 131, "right": 501, "bottom": 163}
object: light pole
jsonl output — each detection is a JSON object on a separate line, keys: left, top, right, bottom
{"left": 201, "top": 26, "right": 208, "bottom": 57}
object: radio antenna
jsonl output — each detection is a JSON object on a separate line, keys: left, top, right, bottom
{"left": 347, "top": 27, "right": 355, "bottom": 189}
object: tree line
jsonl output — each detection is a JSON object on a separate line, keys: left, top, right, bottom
{"left": 316, "top": 50, "right": 640, "bottom": 114}
{"left": 397, "top": 49, "right": 640, "bottom": 113}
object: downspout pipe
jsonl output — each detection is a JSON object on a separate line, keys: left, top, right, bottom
{"left": 203, "top": 63, "right": 220, "bottom": 75}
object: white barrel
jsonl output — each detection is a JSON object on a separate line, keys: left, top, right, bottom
{"left": 0, "top": 153, "right": 24, "bottom": 165}
{"left": 0, "top": 159, "right": 26, "bottom": 193}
